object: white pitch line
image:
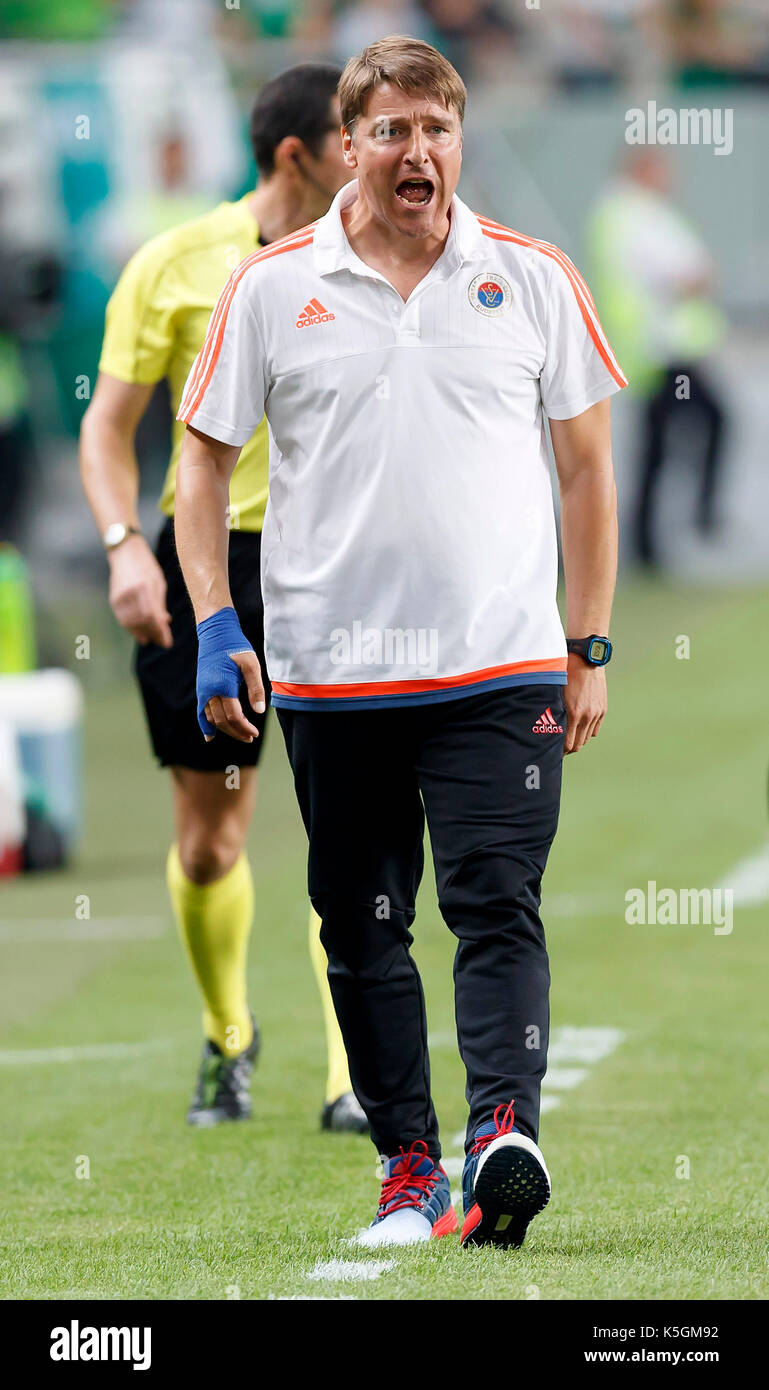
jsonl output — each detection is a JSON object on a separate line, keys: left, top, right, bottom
{"left": 433, "top": 1027, "right": 624, "bottom": 1064}
{"left": 441, "top": 1157, "right": 465, "bottom": 1179}
{"left": 542, "top": 845, "right": 769, "bottom": 918}
{"left": 0, "top": 917, "right": 168, "bottom": 944}
{"left": 0, "top": 1039, "right": 174, "bottom": 1066}
{"left": 548, "top": 1026, "right": 625, "bottom": 1064}
{"left": 543, "top": 1066, "right": 588, "bottom": 1090}
{"left": 540, "top": 1096, "right": 562, "bottom": 1114}
{"left": 424, "top": 857, "right": 766, "bottom": 931}
{"left": 716, "top": 844, "right": 769, "bottom": 907}
{"left": 307, "top": 1259, "right": 395, "bottom": 1283}
{"left": 444, "top": 1028, "right": 625, "bottom": 1151}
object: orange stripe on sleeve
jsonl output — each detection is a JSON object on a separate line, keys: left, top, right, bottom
{"left": 475, "top": 215, "right": 600, "bottom": 315}
{"left": 179, "top": 226, "right": 317, "bottom": 418}
{"left": 178, "top": 253, "right": 261, "bottom": 418}
{"left": 178, "top": 258, "right": 255, "bottom": 418}
{"left": 475, "top": 216, "right": 627, "bottom": 390}
{"left": 179, "top": 231, "right": 315, "bottom": 422}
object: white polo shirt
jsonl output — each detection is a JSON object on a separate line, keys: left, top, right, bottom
{"left": 179, "top": 180, "right": 626, "bottom": 710}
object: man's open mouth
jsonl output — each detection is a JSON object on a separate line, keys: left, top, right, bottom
{"left": 394, "top": 177, "right": 435, "bottom": 207}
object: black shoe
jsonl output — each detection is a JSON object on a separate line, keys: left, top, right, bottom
{"left": 186, "top": 1014, "right": 260, "bottom": 1127}
{"left": 321, "top": 1090, "right": 369, "bottom": 1134}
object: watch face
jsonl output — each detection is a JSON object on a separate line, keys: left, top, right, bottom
{"left": 589, "top": 639, "right": 608, "bottom": 664}
{"left": 104, "top": 523, "right": 127, "bottom": 548}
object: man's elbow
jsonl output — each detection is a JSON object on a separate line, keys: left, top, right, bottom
{"left": 559, "top": 458, "right": 616, "bottom": 501}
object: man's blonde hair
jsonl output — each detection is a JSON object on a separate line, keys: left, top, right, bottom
{"left": 339, "top": 35, "right": 466, "bottom": 135}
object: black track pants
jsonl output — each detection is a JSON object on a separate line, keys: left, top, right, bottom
{"left": 277, "top": 683, "right": 565, "bottom": 1160}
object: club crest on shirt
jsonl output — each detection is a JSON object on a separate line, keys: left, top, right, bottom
{"left": 468, "top": 273, "right": 512, "bottom": 316}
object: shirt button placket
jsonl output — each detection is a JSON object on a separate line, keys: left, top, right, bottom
{"left": 399, "top": 299, "right": 421, "bottom": 344}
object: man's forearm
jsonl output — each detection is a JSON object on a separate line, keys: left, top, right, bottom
{"left": 79, "top": 376, "right": 155, "bottom": 535}
{"left": 550, "top": 399, "right": 618, "bottom": 638}
{"left": 559, "top": 471, "right": 618, "bottom": 637}
{"left": 175, "top": 428, "right": 240, "bottom": 623}
{"left": 79, "top": 411, "right": 141, "bottom": 534}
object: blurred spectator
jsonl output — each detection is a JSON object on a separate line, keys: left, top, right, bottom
{"left": 0, "top": 213, "right": 60, "bottom": 544}
{"left": 97, "top": 131, "right": 215, "bottom": 270}
{"left": 114, "top": 0, "right": 219, "bottom": 43}
{"left": 91, "top": 129, "right": 215, "bottom": 494}
{"left": 295, "top": 0, "right": 519, "bottom": 79}
{"left": 419, "top": 0, "right": 520, "bottom": 80}
{"left": 321, "top": 1, "right": 434, "bottom": 59}
{"left": 550, "top": 0, "right": 664, "bottom": 91}
{"left": 0, "top": 329, "right": 34, "bottom": 546}
{"left": 665, "top": 0, "right": 769, "bottom": 89}
{"left": 587, "top": 148, "right": 728, "bottom": 569}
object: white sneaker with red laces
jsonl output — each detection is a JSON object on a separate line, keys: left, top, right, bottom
{"left": 355, "top": 1140, "right": 458, "bottom": 1248}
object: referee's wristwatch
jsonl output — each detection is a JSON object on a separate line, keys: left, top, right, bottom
{"left": 566, "top": 635, "right": 612, "bottom": 667}
{"left": 103, "top": 522, "right": 142, "bottom": 551}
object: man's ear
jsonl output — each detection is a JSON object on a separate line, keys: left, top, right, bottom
{"left": 272, "top": 133, "right": 304, "bottom": 174}
{"left": 341, "top": 126, "right": 357, "bottom": 170}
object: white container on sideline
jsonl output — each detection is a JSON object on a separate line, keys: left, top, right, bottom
{"left": 0, "top": 716, "right": 24, "bottom": 874}
{"left": 0, "top": 669, "right": 84, "bottom": 850}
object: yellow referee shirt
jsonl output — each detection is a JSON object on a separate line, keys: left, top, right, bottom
{"left": 99, "top": 196, "right": 269, "bottom": 531}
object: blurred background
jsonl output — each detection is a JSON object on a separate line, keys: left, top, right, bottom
{"left": 0, "top": 0, "right": 767, "bottom": 864}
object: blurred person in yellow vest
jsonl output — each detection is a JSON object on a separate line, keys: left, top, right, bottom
{"left": 587, "top": 147, "right": 728, "bottom": 568}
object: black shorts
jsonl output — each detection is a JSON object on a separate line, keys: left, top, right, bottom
{"left": 135, "top": 518, "right": 270, "bottom": 771}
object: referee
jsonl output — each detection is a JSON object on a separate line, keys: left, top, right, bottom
{"left": 80, "top": 65, "right": 367, "bottom": 1133}
{"left": 174, "top": 37, "right": 625, "bottom": 1246}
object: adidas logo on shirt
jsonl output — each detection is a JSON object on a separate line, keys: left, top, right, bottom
{"left": 532, "top": 707, "right": 564, "bottom": 734}
{"left": 296, "top": 298, "right": 335, "bottom": 328}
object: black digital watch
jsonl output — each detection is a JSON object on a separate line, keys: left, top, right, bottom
{"left": 566, "top": 635, "right": 612, "bottom": 667}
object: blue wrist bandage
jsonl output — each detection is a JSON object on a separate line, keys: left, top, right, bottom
{"left": 196, "top": 606, "right": 255, "bottom": 736}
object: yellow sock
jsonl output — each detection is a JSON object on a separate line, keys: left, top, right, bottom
{"left": 167, "top": 844, "right": 254, "bottom": 1057}
{"left": 309, "top": 906, "right": 353, "bottom": 1104}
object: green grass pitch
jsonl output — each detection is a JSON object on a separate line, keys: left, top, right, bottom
{"left": 2, "top": 579, "right": 768, "bottom": 1300}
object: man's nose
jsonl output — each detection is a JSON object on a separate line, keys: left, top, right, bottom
{"left": 404, "top": 131, "right": 428, "bottom": 166}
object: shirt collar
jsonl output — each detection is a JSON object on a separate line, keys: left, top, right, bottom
{"left": 313, "top": 178, "right": 488, "bottom": 279}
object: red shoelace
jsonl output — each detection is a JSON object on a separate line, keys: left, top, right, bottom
{"left": 470, "top": 1100, "right": 516, "bottom": 1156}
{"left": 378, "top": 1139, "right": 439, "bottom": 1216}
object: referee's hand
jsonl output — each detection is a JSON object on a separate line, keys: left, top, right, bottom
{"left": 108, "top": 535, "right": 173, "bottom": 648}
{"left": 202, "top": 650, "right": 266, "bottom": 744}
